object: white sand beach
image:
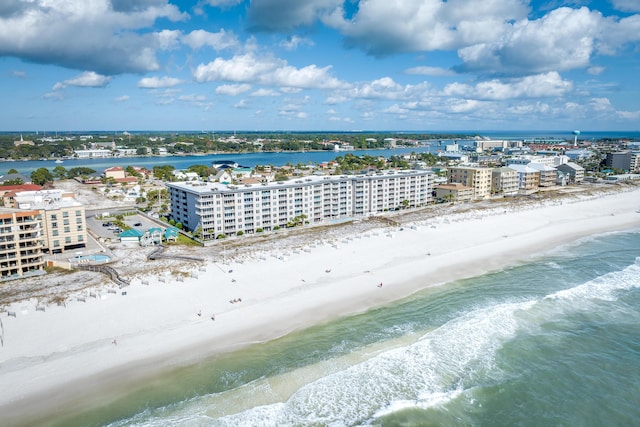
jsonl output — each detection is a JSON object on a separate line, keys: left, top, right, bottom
{"left": 1, "top": 186, "right": 640, "bottom": 424}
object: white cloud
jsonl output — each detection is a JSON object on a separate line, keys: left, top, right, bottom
{"left": 457, "top": 7, "right": 602, "bottom": 75}
{"left": 405, "top": 66, "right": 455, "bottom": 76}
{"left": 11, "top": 70, "right": 26, "bottom": 78}
{"left": 156, "top": 29, "right": 182, "bottom": 50}
{"left": 325, "top": 0, "right": 528, "bottom": 55}
{"left": 114, "top": 95, "right": 130, "bottom": 102}
{"left": 53, "top": 71, "right": 112, "bottom": 90}
{"left": 589, "top": 97, "right": 613, "bottom": 111}
{"left": 0, "top": 0, "right": 187, "bottom": 74}
{"left": 234, "top": 99, "right": 250, "bottom": 108}
{"left": 251, "top": 88, "right": 281, "bottom": 97}
{"left": 610, "top": 0, "right": 640, "bottom": 12}
{"left": 138, "top": 76, "right": 183, "bottom": 88}
{"left": 216, "top": 84, "right": 252, "bottom": 95}
{"left": 587, "top": 66, "right": 606, "bottom": 75}
{"left": 327, "top": 77, "right": 430, "bottom": 104}
{"left": 279, "top": 35, "right": 314, "bottom": 50}
{"left": 182, "top": 29, "right": 240, "bottom": 50}
{"left": 617, "top": 110, "right": 640, "bottom": 120}
{"left": 247, "top": 0, "right": 342, "bottom": 31}
{"left": 443, "top": 72, "right": 573, "bottom": 100}
{"left": 203, "top": 0, "right": 243, "bottom": 6}
{"left": 193, "top": 53, "right": 347, "bottom": 90}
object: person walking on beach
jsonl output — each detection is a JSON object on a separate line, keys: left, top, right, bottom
{"left": 112, "top": 338, "right": 117, "bottom": 346}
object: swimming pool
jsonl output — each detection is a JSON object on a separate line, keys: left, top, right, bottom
{"left": 69, "top": 254, "right": 111, "bottom": 264}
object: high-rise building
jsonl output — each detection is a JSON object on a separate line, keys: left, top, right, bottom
{"left": 166, "top": 170, "right": 433, "bottom": 240}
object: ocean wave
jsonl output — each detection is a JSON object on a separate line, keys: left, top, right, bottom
{"left": 544, "top": 257, "right": 640, "bottom": 303}
{"left": 188, "top": 300, "right": 536, "bottom": 426}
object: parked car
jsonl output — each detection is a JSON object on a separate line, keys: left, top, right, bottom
{"left": 134, "top": 222, "right": 142, "bottom": 227}
{"left": 102, "top": 222, "right": 112, "bottom": 227}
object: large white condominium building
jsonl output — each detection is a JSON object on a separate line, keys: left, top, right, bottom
{"left": 166, "top": 170, "right": 434, "bottom": 240}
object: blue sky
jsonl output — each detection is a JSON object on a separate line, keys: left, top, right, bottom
{"left": 1, "top": 0, "right": 639, "bottom": 132}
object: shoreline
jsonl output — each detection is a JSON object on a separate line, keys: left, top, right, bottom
{"left": 1, "top": 187, "right": 640, "bottom": 425}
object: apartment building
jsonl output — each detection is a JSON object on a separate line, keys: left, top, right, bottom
{"left": 13, "top": 190, "right": 87, "bottom": 254}
{"left": 166, "top": 170, "right": 433, "bottom": 240}
{"left": 506, "top": 164, "right": 540, "bottom": 191}
{"left": 0, "top": 209, "right": 45, "bottom": 279}
{"left": 435, "top": 183, "right": 473, "bottom": 203}
{"left": 556, "top": 162, "right": 585, "bottom": 184}
{"left": 605, "top": 151, "right": 632, "bottom": 171}
{"left": 528, "top": 163, "right": 557, "bottom": 187}
{"left": 491, "top": 167, "right": 519, "bottom": 196}
{"left": 631, "top": 151, "right": 640, "bottom": 172}
{"left": 447, "top": 166, "right": 492, "bottom": 199}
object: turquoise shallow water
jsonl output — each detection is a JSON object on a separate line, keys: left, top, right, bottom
{"left": 54, "top": 230, "right": 640, "bottom": 427}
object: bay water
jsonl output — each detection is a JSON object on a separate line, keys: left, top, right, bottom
{"left": 56, "top": 229, "right": 640, "bottom": 426}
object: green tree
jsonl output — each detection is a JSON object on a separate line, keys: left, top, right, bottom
{"left": 126, "top": 166, "right": 142, "bottom": 178}
{"left": 53, "top": 165, "right": 68, "bottom": 180}
{"left": 67, "top": 167, "right": 97, "bottom": 178}
{"left": 7, "top": 168, "right": 18, "bottom": 174}
{"left": 30, "top": 167, "right": 53, "bottom": 185}
{"left": 188, "top": 164, "right": 213, "bottom": 178}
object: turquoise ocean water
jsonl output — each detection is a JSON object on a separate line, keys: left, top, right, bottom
{"left": 55, "top": 229, "right": 640, "bottom": 427}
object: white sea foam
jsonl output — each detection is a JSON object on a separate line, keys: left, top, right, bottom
{"left": 180, "top": 300, "right": 536, "bottom": 427}
{"left": 545, "top": 257, "right": 640, "bottom": 302}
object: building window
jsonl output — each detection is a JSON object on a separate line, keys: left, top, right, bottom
{"left": 76, "top": 210, "right": 82, "bottom": 216}
{"left": 64, "top": 227, "right": 70, "bottom": 233}
{"left": 51, "top": 222, "right": 58, "bottom": 228}
{"left": 52, "top": 230, "right": 59, "bottom": 236}
{"left": 51, "top": 214, "right": 57, "bottom": 221}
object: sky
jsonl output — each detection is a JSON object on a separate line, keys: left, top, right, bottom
{"left": 1, "top": 0, "right": 639, "bottom": 132}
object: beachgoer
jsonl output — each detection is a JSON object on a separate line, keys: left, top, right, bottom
{"left": 378, "top": 282, "right": 383, "bottom": 288}
{"left": 211, "top": 314, "right": 215, "bottom": 321}
{"left": 197, "top": 310, "right": 201, "bottom": 317}
{"left": 112, "top": 338, "right": 117, "bottom": 346}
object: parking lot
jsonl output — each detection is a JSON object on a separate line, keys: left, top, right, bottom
{"left": 85, "top": 209, "right": 162, "bottom": 240}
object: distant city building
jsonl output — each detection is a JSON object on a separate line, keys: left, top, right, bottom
{"left": 605, "top": 151, "right": 632, "bottom": 171}
{"left": 14, "top": 135, "right": 34, "bottom": 146}
{"left": 0, "top": 184, "right": 42, "bottom": 207}
{"left": 505, "top": 155, "right": 563, "bottom": 168}
{"left": 0, "top": 173, "right": 32, "bottom": 185}
{"left": 564, "top": 149, "right": 594, "bottom": 162}
{"left": 166, "top": 170, "right": 433, "bottom": 240}
{"left": 475, "top": 139, "right": 523, "bottom": 152}
{"left": 74, "top": 149, "right": 113, "bottom": 158}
